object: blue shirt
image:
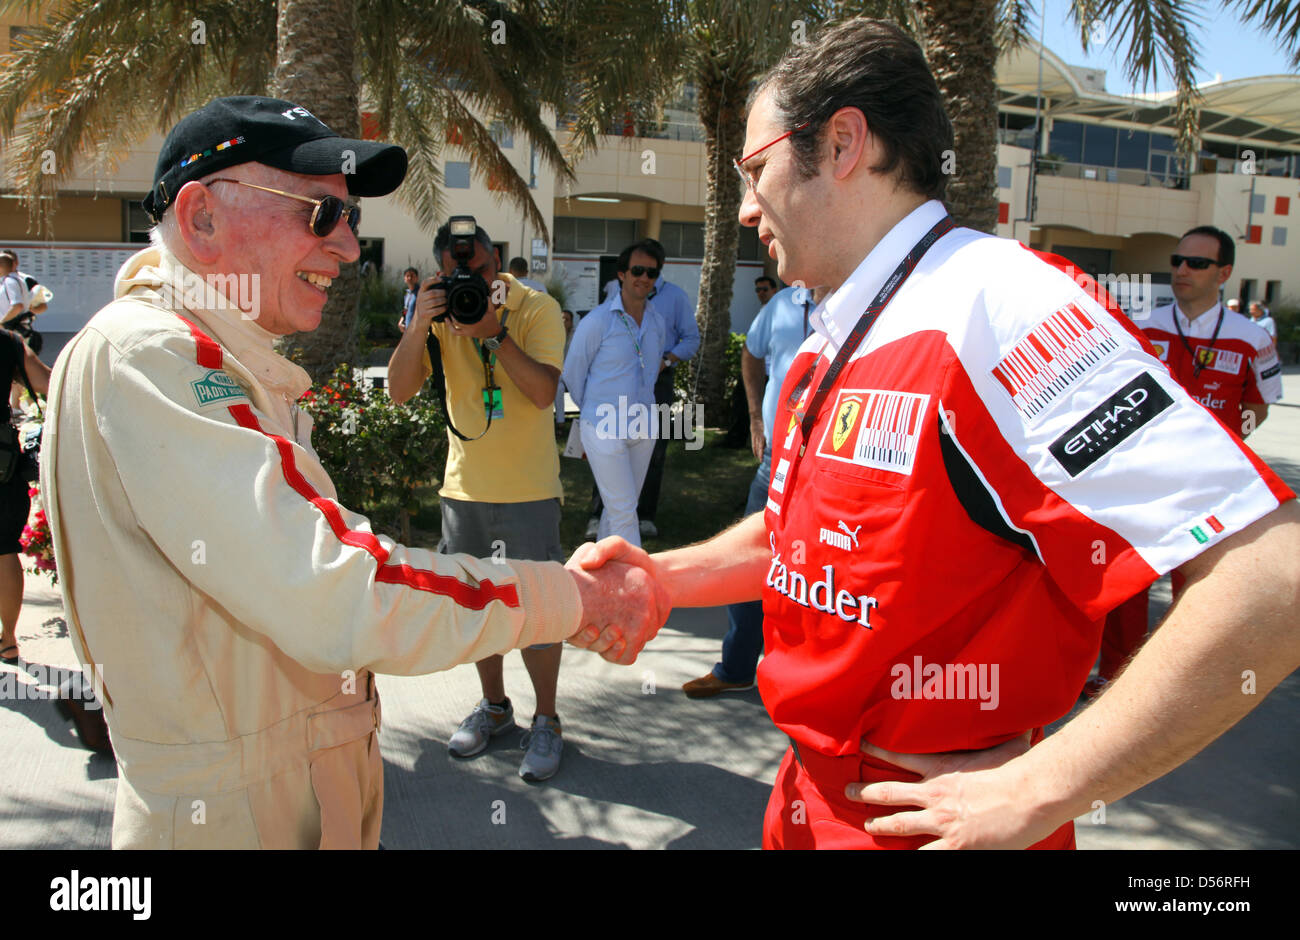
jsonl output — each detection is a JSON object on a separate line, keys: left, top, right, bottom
{"left": 402, "top": 288, "right": 418, "bottom": 325}
{"left": 562, "top": 291, "right": 666, "bottom": 424}
{"left": 649, "top": 278, "right": 699, "bottom": 363}
{"left": 604, "top": 275, "right": 699, "bottom": 364}
{"left": 746, "top": 286, "right": 813, "bottom": 441}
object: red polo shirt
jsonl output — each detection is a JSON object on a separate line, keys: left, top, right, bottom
{"left": 760, "top": 202, "right": 1293, "bottom": 762}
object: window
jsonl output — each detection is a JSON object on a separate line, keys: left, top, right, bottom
{"left": 123, "top": 200, "right": 153, "bottom": 243}
{"left": 737, "top": 225, "right": 761, "bottom": 262}
{"left": 998, "top": 202, "right": 1010, "bottom": 224}
{"left": 444, "top": 161, "right": 471, "bottom": 189}
{"left": 1083, "top": 125, "right": 1117, "bottom": 167}
{"left": 1047, "top": 121, "right": 1083, "bottom": 164}
{"left": 658, "top": 221, "right": 706, "bottom": 259}
{"left": 1247, "top": 225, "right": 1262, "bottom": 244}
{"left": 490, "top": 121, "right": 513, "bottom": 149}
{"left": 1239, "top": 279, "right": 1256, "bottom": 303}
{"left": 997, "top": 166, "right": 1012, "bottom": 189}
{"left": 1266, "top": 280, "right": 1281, "bottom": 304}
{"left": 1251, "top": 194, "right": 1266, "bottom": 215}
{"left": 1272, "top": 226, "right": 1287, "bottom": 247}
{"left": 1116, "top": 129, "right": 1151, "bottom": 170}
{"left": 1276, "top": 196, "right": 1290, "bottom": 216}
{"left": 553, "top": 217, "right": 637, "bottom": 254}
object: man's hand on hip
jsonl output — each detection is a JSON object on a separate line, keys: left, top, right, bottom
{"left": 846, "top": 733, "right": 1059, "bottom": 849}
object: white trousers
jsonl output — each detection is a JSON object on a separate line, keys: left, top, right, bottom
{"left": 580, "top": 419, "right": 656, "bottom": 547}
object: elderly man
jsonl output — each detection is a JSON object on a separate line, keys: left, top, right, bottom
{"left": 577, "top": 18, "right": 1300, "bottom": 850}
{"left": 41, "top": 96, "right": 667, "bottom": 849}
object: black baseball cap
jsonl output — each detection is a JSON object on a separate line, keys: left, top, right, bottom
{"left": 142, "top": 95, "right": 408, "bottom": 221}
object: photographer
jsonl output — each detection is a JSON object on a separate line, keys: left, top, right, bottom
{"left": 388, "top": 220, "right": 571, "bottom": 782}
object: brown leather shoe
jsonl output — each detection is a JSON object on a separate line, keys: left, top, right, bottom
{"left": 55, "top": 695, "right": 113, "bottom": 756}
{"left": 682, "top": 672, "right": 755, "bottom": 699}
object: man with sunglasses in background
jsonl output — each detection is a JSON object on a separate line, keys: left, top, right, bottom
{"left": 1089, "top": 226, "right": 1284, "bottom": 697}
{"left": 564, "top": 242, "right": 666, "bottom": 547}
{"left": 39, "top": 96, "right": 669, "bottom": 849}
{"left": 575, "top": 18, "right": 1300, "bottom": 849}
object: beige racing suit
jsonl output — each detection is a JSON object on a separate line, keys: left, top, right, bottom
{"left": 41, "top": 248, "right": 581, "bottom": 848}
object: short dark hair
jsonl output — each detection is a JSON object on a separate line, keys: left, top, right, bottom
{"left": 403, "top": 266, "right": 418, "bottom": 277}
{"left": 753, "top": 18, "right": 954, "bottom": 201}
{"left": 618, "top": 242, "right": 658, "bottom": 272}
{"left": 755, "top": 275, "right": 777, "bottom": 290}
{"left": 1181, "top": 225, "right": 1234, "bottom": 267}
{"left": 433, "top": 221, "right": 494, "bottom": 260}
{"left": 639, "top": 238, "right": 666, "bottom": 267}
{"left": 508, "top": 256, "right": 529, "bottom": 274}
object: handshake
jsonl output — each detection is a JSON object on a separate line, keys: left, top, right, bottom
{"left": 563, "top": 537, "right": 670, "bottom": 665}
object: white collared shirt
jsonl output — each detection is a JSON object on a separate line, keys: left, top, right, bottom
{"left": 1172, "top": 301, "right": 1226, "bottom": 339}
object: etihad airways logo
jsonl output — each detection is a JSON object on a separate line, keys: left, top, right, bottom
{"left": 1050, "top": 372, "right": 1173, "bottom": 476}
{"left": 766, "top": 534, "right": 877, "bottom": 626}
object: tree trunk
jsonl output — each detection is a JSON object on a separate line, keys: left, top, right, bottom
{"left": 693, "top": 73, "right": 747, "bottom": 422}
{"left": 918, "top": 0, "right": 999, "bottom": 234}
{"left": 269, "top": 0, "right": 362, "bottom": 384}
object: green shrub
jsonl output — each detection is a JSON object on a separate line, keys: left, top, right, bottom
{"left": 302, "top": 364, "right": 447, "bottom": 540}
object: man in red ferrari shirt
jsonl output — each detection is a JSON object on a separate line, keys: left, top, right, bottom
{"left": 573, "top": 17, "right": 1300, "bottom": 850}
{"left": 1088, "top": 226, "right": 1283, "bottom": 697}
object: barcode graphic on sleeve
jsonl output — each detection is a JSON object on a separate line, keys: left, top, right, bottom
{"left": 992, "top": 302, "right": 1121, "bottom": 423}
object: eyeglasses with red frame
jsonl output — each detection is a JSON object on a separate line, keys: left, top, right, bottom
{"left": 733, "top": 122, "right": 810, "bottom": 193}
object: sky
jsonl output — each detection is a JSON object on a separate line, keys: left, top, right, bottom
{"left": 1038, "top": 0, "right": 1298, "bottom": 95}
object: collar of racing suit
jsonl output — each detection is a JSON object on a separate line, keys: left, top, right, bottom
{"left": 115, "top": 246, "right": 313, "bottom": 404}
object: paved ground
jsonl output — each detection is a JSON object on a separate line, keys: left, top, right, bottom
{"left": 2, "top": 370, "right": 1298, "bottom": 850}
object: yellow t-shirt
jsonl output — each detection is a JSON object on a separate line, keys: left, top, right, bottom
{"left": 423, "top": 273, "right": 564, "bottom": 503}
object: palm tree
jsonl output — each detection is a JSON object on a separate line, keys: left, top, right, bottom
{"left": 0, "top": 0, "right": 576, "bottom": 382}
{"left": 927, "top": 0, "right": 1300, "bottom": 232}
{"left": 557, "top": 0, "right": 856, "bottom": 416}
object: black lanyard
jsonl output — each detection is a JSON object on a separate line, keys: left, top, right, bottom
{"left": 784, "top": 216, "right": 954, "bottom": 460}
{"left": 1172, "top": 304, "right": 1223, "bottom": 378}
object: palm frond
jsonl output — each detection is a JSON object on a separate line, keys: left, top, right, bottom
{"left": 1225, "top": 0, "right": 1300, "bottom": 67}
{"left": 1074, "top": 0, "right": 1204, "bottom": 157}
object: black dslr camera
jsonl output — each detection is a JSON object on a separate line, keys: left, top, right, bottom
{"left": 429, "top": 215, "right": 490, "bottom": 325}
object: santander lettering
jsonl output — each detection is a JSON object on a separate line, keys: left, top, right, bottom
{"left": 766, "top": 536, "right": 878, "bottom": 627}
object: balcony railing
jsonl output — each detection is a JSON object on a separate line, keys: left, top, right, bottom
{"left": 1034, "top": 156, "right": 1190, "bottom": 189}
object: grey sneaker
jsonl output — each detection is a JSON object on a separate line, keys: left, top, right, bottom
{"left": 518, "top": 714, "right": 563, "bottom": 782}
{"left": 639, "top": 519, "right": 658, "bottom": 538}
{"left": 448, "top": 698, "right": 516, "bottom": 758}
{"left": 584, "top": 517, "right": 600, "bottom": 540}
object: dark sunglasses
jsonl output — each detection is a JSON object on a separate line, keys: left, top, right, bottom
{"left": 1170, "top": 254, "right": 1220, "bottom": 270}
{"left": 627, "top": 265, "right": 660, "bottom": 279}
{"left": 208, "top": 178, "right": 360, "bottom": 237}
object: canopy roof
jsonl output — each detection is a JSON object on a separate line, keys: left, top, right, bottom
{"left": 997, "top": 42, "right": 1300, "bottom": 149}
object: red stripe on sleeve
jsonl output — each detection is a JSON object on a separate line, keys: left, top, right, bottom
{"left": 227, "top": 403, "right": 519, "bottom": 610}
{"left": 174, "top": 314, "right": 224, "bottom": 369}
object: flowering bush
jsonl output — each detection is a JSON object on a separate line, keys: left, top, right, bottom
{"left": 21, "top": 483, "right": 57, "bottom": 585}
{"left": 300, "top": 364, "right": 448, "bottom": 540}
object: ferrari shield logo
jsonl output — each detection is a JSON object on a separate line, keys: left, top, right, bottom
{"left": 832, "top": 397, "right": 862, "bottom": 452}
